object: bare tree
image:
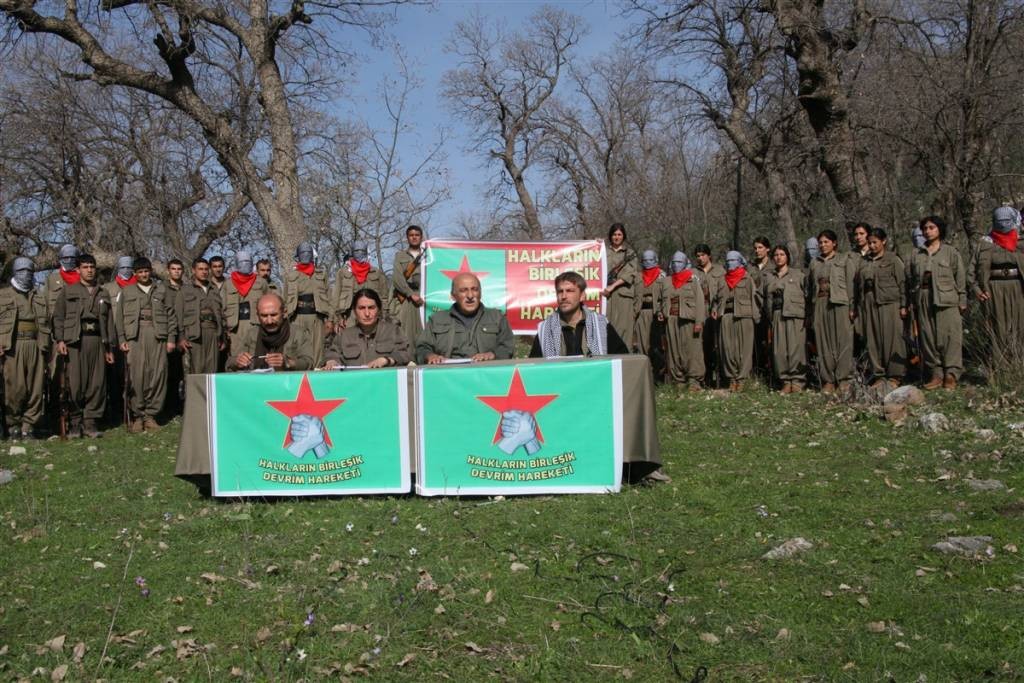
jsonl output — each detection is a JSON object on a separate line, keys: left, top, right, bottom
{"left": 442, "top": 7, "right": 584, "bottom": 239}
{"left": 0, "top": 0, "right": 414, "bottom": 263}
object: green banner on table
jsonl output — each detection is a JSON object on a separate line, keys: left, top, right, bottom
{"left": 209, "top": 370, "right": 410, "bottom": 496}
{"left": 416, "top": 359, "right": 622, "bottom": 495}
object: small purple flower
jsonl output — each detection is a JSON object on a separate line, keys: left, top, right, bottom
{"left": 304, "top": 612, "right": 315, "bottom": 627}
{"left": 135, "top": 576, "right": 147, "bottom": 587}
{"left": 140, "top": 588, "right": 151, "bottom": 598}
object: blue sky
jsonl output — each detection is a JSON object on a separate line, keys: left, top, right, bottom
{"left": 341, "top": 1, "right": 634, "bottom": 237}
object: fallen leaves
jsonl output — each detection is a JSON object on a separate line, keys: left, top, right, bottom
{"left": 395, "top": 652, "right": 416, "bottom": 667}
{"left": 699, "top": 632, "right": 720, "bottom": 645}
{"left": 509, "top": 562, "right": 529, "bottom": 573}
{"left": 200, "top": 572, "right": 225, "bottom": 583}
{"left": 44, "top": 635, "right": 65, "bottom": 652}
{"left": 464, "top": 641, "right": 484, "bottom": 654}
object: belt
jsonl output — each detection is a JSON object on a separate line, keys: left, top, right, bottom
{"left": 668, "top": 300, "right": 680, "bottom": 317}
{"left": 862, "top": 280, "right": 874, "bottom": 293}
{"left": 140, "top": 312, "right": 153, "bottom": 321}
{"left": 921, "top": 271, "right": 932, "bottom": 286}
{"left": 723, "top": 304, "right": 735, "bottom": 315}
{"left": 641, "top": 302, "right": 653, "bottom": 310}
{"left": 199, "top": 312, "right": 218, "bottom": 324}
{"left": 295, "top": 300, "right": 316, "bottom": 313}
{"left": 81, "top": 320, "right": 99, "bottom": 333}
{"left": 15, "top": 330, "right": 37, "bottom": 340}
{"left": 991, "top": 268, "right": 1020, "bottom": 280}
{"left": 16, "top": 321, "right": 37, "bottom": 333}
{"left": 238, "top": 302, "right": 251, "bottom": 321}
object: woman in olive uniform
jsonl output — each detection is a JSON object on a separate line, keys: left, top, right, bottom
{"left": 807, "top": 230, "right": 859, "bottom": 393}
{"left": 907, "top": 216, "right": 966, "bottom": 390}
{"left": 858, "top": 228, "right": 907, "bottom": 389}
{"left": 323, "top": 289, "right": 410, "bottom": 369}
{"left": 715, "top": 251, "right": 760, "bottom": 392}
{"left": 602, "top": 224, "right": 637, "bottom": 350}
{"left": 762, "top": 245, "right": 806, "bottom": 393}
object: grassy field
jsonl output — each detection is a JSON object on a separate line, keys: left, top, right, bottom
{"left": 1, "top": 383, "right": 1022, "bottom": 681}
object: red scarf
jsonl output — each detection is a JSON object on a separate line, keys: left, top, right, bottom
{"left": 991, "top": 230, "right": 1019, "bottom": 252}
{"left": 724, "top": 266, "right": 747, "bottom": 290}
{"left": 642, "top": 266, "right": 661, "bottom": 287}
{"left": 671, "top": 269, "right": 693, "bottom": 288}
{"left": 295, "top": 262, "right": 315, "bottom": 277}
{"left": 349, "top": 259, "right": 371, "bottom": 285}
{"left": 59, "top": 268, "right": 80, "bottom": 285}
{"left": 231, "top": 271, "right": 258, "bottom": 298}
{"left": 115, "top": 274, "right": 137, "bottom": 288}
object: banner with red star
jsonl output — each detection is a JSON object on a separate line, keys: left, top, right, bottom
{"left": 209, "top": 371, "right": 411, "bottom": 496}
{"left": 416, "top": 359, "right": 623, "bottom": 496}
{"left": 420, "top": 240, "right": 607, "bottom": 335}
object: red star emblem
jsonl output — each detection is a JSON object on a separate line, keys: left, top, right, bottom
{"left": 476, "top": 368, "right": 558, "bottom": 444}
{"left": 441, "top": 254, "right": 490, "bottom": 281}
{"left": 266, "top": 374, "right": 346, "bottom": 448}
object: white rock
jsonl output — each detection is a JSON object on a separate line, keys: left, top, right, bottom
{"left": 8, "top": 446, "right": 26, "bottom": 456}
{"left": 762, "top": 537, "right": 813, "bottom": 560}
{"left": 0, "top": 469, "right": 14, "bottom": 485}
{"left": 974, "top": 429, "right": 996, "bottom": 441}
{"left": 931, "top": 536, "right": 994, "bottom": 557}
{"left": 919, "top": 413, "right": 949, "bottom": 433}
{"left": 87, "top": 446, "right": 98, "bottom": 453}
{"left": 965, "top": 479, "right": 1007, "bottom": 492}
{"left": 884, "top": 385, "right": 925, "bottom": 407}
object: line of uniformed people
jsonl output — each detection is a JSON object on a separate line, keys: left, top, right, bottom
{"left": 609, "top": 207, "right": 1024, "bottom": 394}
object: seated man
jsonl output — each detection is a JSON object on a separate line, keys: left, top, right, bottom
{"left": 227, "top": 293, "right": 313, "bottom": 371}
{"left": 323, "top": 289, "right": 411, "bottom": 368}
{"left": 530, "top": 271, "right": 628, "bottom": 357}
{"left": 416, "top": 273, "right": 514, "bottom": 364}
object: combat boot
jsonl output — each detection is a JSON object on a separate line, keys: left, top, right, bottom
{"left": 942, "top": 375, "right": 957, "bottom": 390}
{"left": 922, "top": 374, "right": 943, "bottom": 390}
{"left": 143, "top": 417, "right": 161, "bottom": 432}
{"left": 128, "top": 418, "right": 144, "bottom": 434}
{"left": 82, "top": 419, "right": 102, "bottom": 439}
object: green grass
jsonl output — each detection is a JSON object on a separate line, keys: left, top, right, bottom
{"left": 1, "top": 385, "right": 1023, "bottom": 681}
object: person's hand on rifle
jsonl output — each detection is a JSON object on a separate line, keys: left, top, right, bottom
{"left": 218, "top": 338, "right": 226, "bottom": 351}
{"left": 656, "top": 313, "right": 665, "bottom": 323}
{"left": 693, "top": 323, "right": 702, "bottom": 335}
{"left": 0, "top": 346, "right": 5, "bottom": 358}
{"left": 899, "top": 307, "right": 908, "bottom": 319}
{"left": 411, "top": 294, "right": 423, "bottom": 306}
{"left": 165, "top": 341, "right": 176, "bottom": 353}
{"left": 56, "top": 341, "right": 68, "bottom": 356}
{"left": 977, "top": 290, "right": 990, "bottom": 302}
{"left": 104, "top": 350, "right": 114, "bottom": 365}
{"left": 178, "top": 338, "right": 191, "bottom": 352}
{"left": 119, "top": 342, "right": 130, "bottom": 352}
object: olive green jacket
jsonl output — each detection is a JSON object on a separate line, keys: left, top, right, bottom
{"left": 282, "top": 268, "right": 331, "bottom": 318}
{"left": 0, "top": 286, "right": 49, "bottom": 351}
{"left": 52, "top": 282, "right": 114, "bottom": 345}
{"left": 660, "top": 276, "right": 705, "bottom": 322}
{"left": 808, "top": 252, "right": 859, "bottom": 307}
{"left": 223, "top": 277, "right": 272, "bottom": 330}
{"left": 761, "top": 268, "right": 807, "bottom": 319}
{"left": 115, "top": 282, "right": 176, "bottom": 343}
{"left": 331, "top": 266, "right": 390, "bottom": 322}
{"left": 226, "top": 323, "right": 313, "bottom": 371}
{"left": 857, "top": 251, "right": 906, "bottom": 308}
{"left": 324, "top": 319, "right": 411, "bottom": 367}
{"left": 906, "top": 243, "right": 966, "bottom": 309}
{"left": 714, "top": 273, "right": 761, "bottom": 322}
{"left": 416, "top": 306, "right": 515, "bottom": 363}
{"left": 174, "top": 283, "right": 226, "bottom": 342}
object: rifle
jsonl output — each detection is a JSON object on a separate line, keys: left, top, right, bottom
{"left": 122, "top": 349, "right": 131, "bottom": 429}
{"left": 0, "top": 354, "right": 7, "bottom": 441}
{"left": 392, "top": 251, "right": 424, "bottom": 305}
{"left": 57, "top": 354, "right": 71, "bottom": 440}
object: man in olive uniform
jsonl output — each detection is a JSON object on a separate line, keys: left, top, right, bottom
{"left": 332, "top": 240, "right": 389, "bottom": 328}
{"left": 227, "top": 293, "right": 313, "bottom": 371}
{"left": 0, "top": 258, "right": 50, "bottom": 439}
{"left": 694, "top": 244, "right": 725, "bottom": 387}
{"left": 53, "top": 254, "right": 114, "bottom": 438}
{"left": 163, "top": 258, "right": 186, "bottom": 416}
{"left": 104, "top": 255, "right": 136, "bottom": 427}
{"left": 660, "top": 252, "right": 705, "bottom": 391}
{"left": 175, "top": 258, "right": 226, "bottom": 376}
{"left": 973, "top": 206, "right": 1024, "bottom": 368}
{"left": 223, "top": 250, "right": 270, "bottom": 354}
{"left": 44, "top": 244, "right": 81, "bottom": 325}
{"left": 115, "top": 257, "right": 176, "bottom": 433}
{"left": 283, "top": 242, "right": 331, "bottom": 369}
{"left": 391, "top": 225, "right": 425, "bottom": 347}
{"left": 209, "top": 256, "right": 227, "bottom": 294}
{"left": 417, "top": 273, "right": 515, "bottom": 364}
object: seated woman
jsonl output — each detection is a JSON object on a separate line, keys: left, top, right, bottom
{"left": 323, "top": 289, "right": 411, "bottom": 369}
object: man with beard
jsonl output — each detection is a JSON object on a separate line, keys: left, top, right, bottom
{"left": 417, "top": 273, "right": 514, "bottom": 364}
{"left": 53, "top": 254, "right": 115, "bottom": 437}
{"left": 227, "top": 293, "right": 313, "bottom": 371}
{"left": 0, "top": 257, "right": 49, "bottom": 439}
{"left": 529, "top": 271, "right": 627, "bottom": 358}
